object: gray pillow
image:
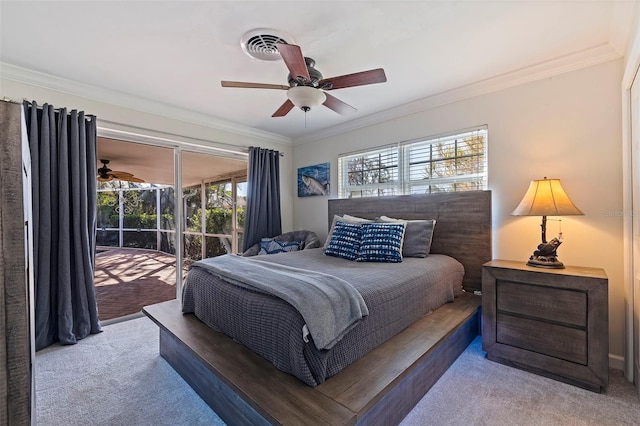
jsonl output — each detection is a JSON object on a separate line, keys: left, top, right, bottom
{"left": 376, "top": 216, "right": 436, "bottom": 258}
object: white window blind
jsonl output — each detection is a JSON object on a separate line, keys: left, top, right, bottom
{"left": 338, "top": 126, "right": 487, "bottom": 199}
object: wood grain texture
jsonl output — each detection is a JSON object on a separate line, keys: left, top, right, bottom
{"left": 0, "top": 101, "right": 32, "bottom": 425}
{"left": 497, "top": 281, "right": 587, "bottom": 326}
{"left": 221, "top": 81, "right": 290, "bottom": 90}
{"left": 496, "top": 313, "right": 587, "bottom": 364}
{"left": 272, "top": 99, "right": 295, "bottom": 117}
{"left": 276, "top": 43, "right": 310, "bottom": 82}
{"left": 328, "top": 191, "right": 492, "bottom": 291}
{"left": 323, "top": 93, "right": 357, "bottom": 115}
{"left": 319, "top": 68, "right": 387, "bottom": 90}
{"left": 144, "top": 293, "right": 481, "bottom": 425}
{"left": 482, "top": 259, "right": 608, "bottom": 392}
{"left": 145, "top": 301, "right": 355, "bottom": 426}
{"left": 159, "top": 329, "right": 271, "bottom": 426}
{"left": 354, "top": 314, "right": 478, "bottom": 426}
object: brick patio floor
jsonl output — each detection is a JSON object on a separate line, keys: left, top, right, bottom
{"left": 94, "top": 248, "right": 179, "bottom": 321}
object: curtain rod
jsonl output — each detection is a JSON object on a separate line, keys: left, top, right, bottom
{"left": 249, "top": 146, "right": 285, "bottom": 157}
{"left": 8, "top": 98, "right": 284, "bottom": 157}
{"left": 1, "top": 97, "right": 20, "bottom": 105}
{"left": 21, "top": 99, "right": 96, "bottom": 119}
{"left": 99, "top": 119, "right": 284, "bottom": 157}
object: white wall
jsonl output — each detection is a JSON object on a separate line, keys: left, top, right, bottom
{"left": 292, "top": 59, "right": 625, "bottom": 362}
{"left": 0, "top": 78, "right": 295, "bottom": 232}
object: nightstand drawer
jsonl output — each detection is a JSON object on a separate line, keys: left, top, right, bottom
{"left": 496, "top": 313, "right": 587, "bottom": 365}
{"left": 497, "top": 280, "right": 587, "bottom": 327}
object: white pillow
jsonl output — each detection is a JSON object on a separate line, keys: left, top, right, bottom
{"left": 342, "top": 214, "right": 370, "bottom": 222}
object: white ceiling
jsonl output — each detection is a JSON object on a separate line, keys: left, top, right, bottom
{"left": 1, "top": 1, "right": 638, "bottom": 144}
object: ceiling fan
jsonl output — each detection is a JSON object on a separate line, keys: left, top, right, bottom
{"left": 221, "top": 42, "right": 387, "bottom": 117}
{"left": 97, "top": 159, "right": 144, "bottom": 183}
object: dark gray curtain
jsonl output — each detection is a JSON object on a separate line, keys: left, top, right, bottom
{"left": 24, "top": 101, "right": 101, "bottom": 351}
{"left": 243, "top": 147, "right": 282, "bottom": 251}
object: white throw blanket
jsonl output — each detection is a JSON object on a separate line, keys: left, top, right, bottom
{"left": 191, "top": 254, "right": 369, "bottom": 350}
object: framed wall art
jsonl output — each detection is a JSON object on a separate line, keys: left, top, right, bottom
{"left": 297, "top": 162, "right": 330, "bottom": 197}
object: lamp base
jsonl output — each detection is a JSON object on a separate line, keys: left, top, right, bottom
{"left": 527, "top": 237, "right": 565, "bottom": 269}
{"left": 527, "top": 256, "right": 565, "bottom": 269}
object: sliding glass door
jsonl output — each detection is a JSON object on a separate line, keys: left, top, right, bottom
{"left": 94, "top": 133, "right": 249, "bottom": 311}
{"left": 180, "top": 148, "right": 247, "bottom": 270}
{"left": 94, "top": 140, "right": 177, "bottom": 321}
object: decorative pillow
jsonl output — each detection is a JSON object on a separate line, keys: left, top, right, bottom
{"left": 258, "top": 238, "right": 303, "bottom": 255}
{"left": 323, "top": 214, "right": 372, "bottom": 250}
{"left": 324, "top": 221, "right": 363, "bottom": 261}
{"left": 342, "top": 214, "right": 370, "bottom": 221}
{"left": 377, "top": 216, "right": 436, "bottom": 258}
{"left": 357, "top": 222, "right": 406, "bottom": 263}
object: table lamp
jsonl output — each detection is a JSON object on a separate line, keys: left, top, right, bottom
{"left": 511, "top": 177, "right": 583, "bottom": 268}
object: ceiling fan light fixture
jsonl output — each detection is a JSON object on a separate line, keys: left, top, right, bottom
{"left": 287, "top": 86, "right": 326, "bottom": 111}
{"left": 222, "top": 42, "right": 385, "bottom": 117}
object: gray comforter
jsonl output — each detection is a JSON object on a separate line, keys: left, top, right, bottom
{"left": 187, "top": 255, "right": 368, "bottom": 350}
{"left": 182, "top": 248, "right": 464, "bottom": 386}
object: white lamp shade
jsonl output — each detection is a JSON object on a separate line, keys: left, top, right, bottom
{"left": 512, "top": 178, "right": 583, "bottom": 216}
{"left": 287, "top": 86, "right": 326, "bottom": 109}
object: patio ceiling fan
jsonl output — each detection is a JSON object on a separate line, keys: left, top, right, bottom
{"left": 97, "top": 159, "right": 144, "bottom": 183}
{"left": 221, "top": 42, "right": 387, "bottom": 117}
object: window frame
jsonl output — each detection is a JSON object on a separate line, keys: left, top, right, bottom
{"left": 338, "top": 126, "right": 488, "bottom": 198}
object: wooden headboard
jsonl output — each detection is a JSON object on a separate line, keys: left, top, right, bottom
{"left": 328, "top": 190, "right": 492, "bottom": 291}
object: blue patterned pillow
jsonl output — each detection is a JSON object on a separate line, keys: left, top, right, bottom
{"left": 357, "top": 222, "right": 406, "bottom": 263}
{"left": 258, "top": 238, "right": 303, "bottom": 255}
{"left": 324, "top": 221, "right": 363, "bottom": 261}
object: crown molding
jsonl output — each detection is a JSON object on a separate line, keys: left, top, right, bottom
{"left": 293, "top": 43, "right": 622, "bottom": 146}
{"left": 1, "top": 42, "right": 622, "bottom": 148}
{"left": 0, "top": 62, "right": 292, "bottom": 145}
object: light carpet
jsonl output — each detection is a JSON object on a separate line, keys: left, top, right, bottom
{"left": 36, "top": 316, "right": 640, "bottom": 425}
{"left": 36, "top": 316, "right": 224, "bottom": 425}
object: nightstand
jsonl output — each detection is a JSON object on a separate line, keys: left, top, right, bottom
{"left": 481, "top": 259, "right": 608, "bottom": 392}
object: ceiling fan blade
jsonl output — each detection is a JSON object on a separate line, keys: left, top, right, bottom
{"left": 221, "top": 81, "right": 290, "bottom": 90}
{"left": 97, "top": 176, "right": 112, "bottom": 182}
{"left": 120, "top": 176, "right": 145, "bottom": 183}
{"left": 111, "top": 171, "right": 134, "bottom": 178}
{"left": 319, "top": 68, "right": 387, "bottom": 90}
{"left": 272, "top": 99, "right": 295, "bottom": 117}
{"left": 275, "top": 43, "right": 311, "bottom": 82}
{"left": 323, "top": 93, "right": 357, "bottom": 115}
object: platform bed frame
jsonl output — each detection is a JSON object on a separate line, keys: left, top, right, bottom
{"left": 144, "top": 191, "right": 491, "bottom": 425}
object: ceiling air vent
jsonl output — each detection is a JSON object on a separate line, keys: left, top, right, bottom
{"left": 240, "top": 29, "right": 295, "bottom": 61}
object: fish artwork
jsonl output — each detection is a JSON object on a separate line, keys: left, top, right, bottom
{"left": 302, "top": 175, "right": 329, "bottom": 195}
{"left": 297, "top": 162, "right": 330, "bottom": 197}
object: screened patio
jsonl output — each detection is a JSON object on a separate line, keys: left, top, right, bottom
{"left": 94, "top": 138, "right": 248, "bottom": 320}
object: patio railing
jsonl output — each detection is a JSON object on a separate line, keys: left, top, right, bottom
{"left": 97, "top": 180, "right": 245, "bottom": 265}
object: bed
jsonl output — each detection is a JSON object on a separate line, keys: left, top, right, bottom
{"left": 144, "top": 190, "right": 491, "bottom": 425}
{"left": 183, "top": 250, "right": 464, "bottom": 386}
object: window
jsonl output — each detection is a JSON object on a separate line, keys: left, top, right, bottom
{"left": 182, "top": 174, "right": 247, "bottom": 265}
{"left": 96, "top": 183, "right": 167, "bottom": 250}
{"left": 97, "top": 175, "right": 247, "bottom": 262}
{"left": 338, "top": 127, "right": 487, "bottom": 198}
